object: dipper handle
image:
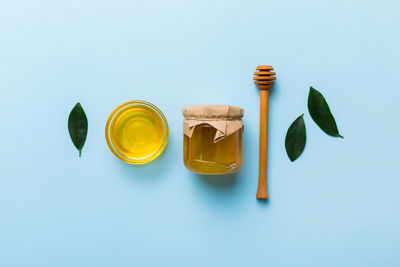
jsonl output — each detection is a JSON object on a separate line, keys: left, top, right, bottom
{"left": 254, "top": 65, "right": 276, "bottom": 200}
{"left": 257, "top": 90, "right": 269, "bottom": 199}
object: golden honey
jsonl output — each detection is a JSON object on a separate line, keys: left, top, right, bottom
{"left": 184, "top": 125, "right": 243, "bottom": 174}
{"left": 106, "top": 101, "right": 168, "bottom": 164}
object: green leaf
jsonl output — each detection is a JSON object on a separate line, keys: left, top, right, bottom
{"left": 285, "top": 114, "right": 306, "bottom": 162}
{"left": 308, "top": 87, "right": 343, "bottom": 138}
{"left": 68, "top": 102, "right": 88, "bottom": 157}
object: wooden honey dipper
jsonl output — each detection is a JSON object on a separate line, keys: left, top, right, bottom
{"left": 254, "top": 65, "right": 276, "bottom": 200}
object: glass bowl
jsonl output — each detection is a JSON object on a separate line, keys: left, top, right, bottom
{"left": 105, "top": 100, "right": 169, "bottom": 164}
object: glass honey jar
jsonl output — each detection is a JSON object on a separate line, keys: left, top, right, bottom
{"left": 182, "top": 105, "right": 244, "bottom": 175}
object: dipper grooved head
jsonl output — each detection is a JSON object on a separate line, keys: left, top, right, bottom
{"left": 253, "top": 65, "right": 276, "bottom": 90}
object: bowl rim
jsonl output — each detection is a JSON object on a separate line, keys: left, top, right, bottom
{"left": 105, "top": 100, "right": 169, "bottom": 164}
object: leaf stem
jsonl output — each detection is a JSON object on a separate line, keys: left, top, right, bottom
{"left": 79, "top": 149, "right": 82, "bottom": 157}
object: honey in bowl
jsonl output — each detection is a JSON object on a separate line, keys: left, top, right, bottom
{"left": 105, "top": 101, "right": 168, "bottom": 164}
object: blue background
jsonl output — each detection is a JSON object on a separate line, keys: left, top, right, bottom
{"left": 1, "top": 0, "right": 399, "bottom": 266}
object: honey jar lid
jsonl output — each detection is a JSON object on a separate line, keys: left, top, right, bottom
{"left": 182, "top": 105, "right": 244, "bottom": 142}
{"left": 182, "top": 105, "right": 243, "bottom": 120}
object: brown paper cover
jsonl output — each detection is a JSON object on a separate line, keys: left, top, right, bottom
{"left": 182, "top": 105, "right": 244, "bottom": 142}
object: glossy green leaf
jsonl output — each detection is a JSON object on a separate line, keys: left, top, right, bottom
{"left": 308, "top": 87, "right": 343, "bottom": 138}
{"left": 68, "top": 102, "right": 88, "bottom": 157}
{"left": 285, "top": 114, "right": 306, "bottom": 162}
